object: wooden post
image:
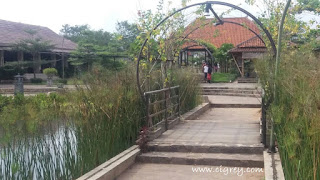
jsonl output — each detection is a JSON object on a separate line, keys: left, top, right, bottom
{"left": 62, "top": 53, "right": 65, "bottom": 79}
{"left": 177, "top": 87, "right": 180, "bottom": 118}
{"left": 204, "top": 51, "right": 207, "bottom": 62}
{"left": 145, "top": 94, "right": 151, "bottom": 128}
{"left": 232, "top": 54, "right": 242, "bottom": 75}
{"left": 51, "top": 53, "right": 56, "bottom": 67}
{"left": 0, "top": 50, "right": 4, "bottom": 67}
{"left": 241, "top": 58, "right": 245, "bottom": 77}
{"left": 164, "top": 90, "right": 168, "bottom": 131}
{"left": 185, "top": 51, "right": 189, "bottom": 66}
{"left": 17, "top": 52, "right": 24, "bottom": 62}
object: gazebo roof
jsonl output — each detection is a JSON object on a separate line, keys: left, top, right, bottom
{"left": 229, "top": 35, "right": 267, "bottom": 53}
{"left": 0, "top": 19, "right": 77, "bottom": 53}
{"left": 182, "top": 17, "right": 262, "bottom": 50}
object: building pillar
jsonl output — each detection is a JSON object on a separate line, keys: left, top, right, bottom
{"left": 0, "top": 50, "right": 4, "bottom": 67}
{"left": 17, "top": 51, "right": 24, "bottom": 62}
{"left": 62, "top": 53, "right": 65, "bottom": 79}
{"left": 241, "top": 58, "right": 245, "bottom": 77}
{"left": 51, "top": 53, "right": 56, "bottom": 67}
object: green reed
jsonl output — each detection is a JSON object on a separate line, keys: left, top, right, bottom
{"left": 0, "top": 64, "right": 201, "bottom": 179}
{"left": 255, "top": 47, "right": 320, "bottom": 180}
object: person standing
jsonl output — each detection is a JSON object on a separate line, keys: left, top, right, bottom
{"left": 207, "top": 63, "right": 213, "bottom": 83}
{"left": 203, "top": 63, "right": 208, "bottom": 82}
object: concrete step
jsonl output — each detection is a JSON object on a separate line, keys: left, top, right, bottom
{"left": 147, "top": 143, "right": 264, "bottom": 154}
{"left": 202, "top": 89, "right": 260, "bottom": 95}
{"left": 137, "top": 151, "right": 264, "bottom": 168}
{"left": 238, "top": 80, "right": 258, "bottom": 83}
{"left": 201, "top": 92, "right": 261, "bottom": 98}
{"left": 0, "top": 88, "right": 59, "bottom": 94}
{"left": 211, "top": 104, "right": 261, "bottom": 108}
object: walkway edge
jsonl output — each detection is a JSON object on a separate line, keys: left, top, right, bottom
{"left": 182, "top": 103, "right": 210, "bottom": 120}
{"left": 264, "top": 150, "right": 285, "bottom": 180}
{"left": 77, "top": 103, "right": 210, "bottom": 180}
{"left": 77, "top": 145, "right": 140, "bottom": 180}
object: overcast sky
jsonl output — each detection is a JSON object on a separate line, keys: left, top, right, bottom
{"left": 0, "top": 0, "right": 318, "bottom": 34}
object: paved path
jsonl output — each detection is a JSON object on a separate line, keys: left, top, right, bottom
{"left": 208, "top": 95, "right": 261, "bottom": 105}
{"left": 117, "top": 163, "right": 264, "bottom": 180}
{"left": 118, "top": 93, "right": 264, "bottom": 179}
{"left": 200, "top": 83, "right": 260, "bottom": 89}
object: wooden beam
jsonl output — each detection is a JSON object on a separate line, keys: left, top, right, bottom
{"left": 241, "top": 58, "right": 245, "bottom": 77}
{"left": 51, "top": 53, "right": 56, "bottom": 67}
{"left": 186, "top": 51, "right": 189, "bottom": 66}
{"left": 232, "top": 54, "right": 242, "bottom": 75}
{"left": 17, "top": 51, "right": 24, "bottom": 62}
{"left": 0, "top": 50, "right": 4, "bottom": 67}
{"left": 62, "top": 53, "right": 65, "bottom": 79}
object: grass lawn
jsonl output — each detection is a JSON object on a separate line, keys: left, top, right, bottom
{"left": 212, "top": 73, "right": 237, "bottom": 83}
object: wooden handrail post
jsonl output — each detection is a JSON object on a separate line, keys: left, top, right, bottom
{"left": 164, "top": 89, "right": 168, "bottom": 130}
{"left": 145, "top": 94, "right": 151, "bottom": 128}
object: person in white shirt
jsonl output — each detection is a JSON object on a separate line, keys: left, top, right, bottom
{"left": 203, "top": 63, "right": 208, "bottom": 82}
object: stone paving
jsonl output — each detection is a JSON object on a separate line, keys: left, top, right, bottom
{"left": 200, "top": 83, "right": 260, "bottom": 89}
{"left": 117, "top": 163, "right": 264, "bottom": 180}
{"left": 208, "top": 95, "right": 261, "bottom": 105}
{"left": 118, "top": 103, "right": 264, "bottom": 179}
{"left": 151, "top": 108, "right": 261, "bottom": 146}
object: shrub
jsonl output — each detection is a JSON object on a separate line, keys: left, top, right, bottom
{"left": 43, "top": 68, "right": 58, "bottom": 77}
{"left": 30, "top": 78, "right": 43, "bottom": 84}
{"left": 57, "top": 79, "right": 67, "bottom": 84}
{"left": 0, "top": 66, "right": 26, "bottom": 80}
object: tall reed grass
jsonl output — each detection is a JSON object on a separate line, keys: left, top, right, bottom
{"left": 0, "top": 64, "right": 201, "bottom": 179}
{"left": 255, "top": 47, "right": 320, "bottom": 180}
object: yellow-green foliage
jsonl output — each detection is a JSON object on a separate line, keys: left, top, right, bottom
{"left": 256, "top": 46, "right": 320, "bottom": 180}
{"left": 43, "top": 68, "right": 58, "bottom": 77}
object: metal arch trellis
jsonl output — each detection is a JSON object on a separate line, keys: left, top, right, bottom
{"left": 137, "top": 1, "right": 277, "bottom": 99}
{"left": 178, "top": 37, "right": 215, "bottom": 60}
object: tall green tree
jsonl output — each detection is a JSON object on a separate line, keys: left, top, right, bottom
{"left": 14, "top": 30, "right": 54, "bottom": 78}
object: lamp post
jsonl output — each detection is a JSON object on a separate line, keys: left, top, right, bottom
{"left": 14, "top": 74, "right": 24, "bottom": 95}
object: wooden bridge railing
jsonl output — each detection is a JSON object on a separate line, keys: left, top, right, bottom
{"left": 144, "top": 86, "right": 180, "bottom": 133}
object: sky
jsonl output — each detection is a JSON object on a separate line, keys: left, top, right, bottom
{"left": 0, "top": 0, "right": 318, "bottom": 34}
{"left": 0, "top": 0, "right": 257, "bottom": 33}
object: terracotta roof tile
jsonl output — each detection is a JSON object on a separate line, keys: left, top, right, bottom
{"left": 229, "top": 35, "right": 267, "bottom": 53}
{"left": 182, "top": 17, "right": 262, "bottom": 49}
{"left": 0, "top": 19, "right": 77, "bottom": 52}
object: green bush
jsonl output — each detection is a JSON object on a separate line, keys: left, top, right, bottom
{"left": 30, "top": 78, "right": 43, "bottom": 84}
{"left": 0, "top": 66, "right": 26, "bottom": 80}
{"left": 57, "top": 79, "right": 67, "bottom": 84}
{"left": 212, "top": 73, "right": 237, "bottom": 83}
{"left": 43, "top": 68, "right": 58, "bottom": 77}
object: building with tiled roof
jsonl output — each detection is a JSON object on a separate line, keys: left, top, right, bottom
{"left": 181, "top": 17, "right": 267, "bottom": 77}
{"left": 0, "top": 19, "right": 76, "bottom": 52}
{"left": 0, "top": 19, "right": 77, "bottom": 74}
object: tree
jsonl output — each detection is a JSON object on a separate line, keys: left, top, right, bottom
{"left": 68, "top": 43, "right": 102, "bottom": 71}
{"left": 14, "top": 30, "right": 54, "bottom": 78}
{"left": 116, "top": 21, "right": 140, "bottom": 52}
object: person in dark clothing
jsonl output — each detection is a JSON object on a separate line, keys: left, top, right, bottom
{"left": 207, "top": 63, "right": 213, "bottom": 83}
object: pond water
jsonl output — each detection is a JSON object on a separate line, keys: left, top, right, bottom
{"left": 0, "top": 125, "right": 78, "bottom": 179}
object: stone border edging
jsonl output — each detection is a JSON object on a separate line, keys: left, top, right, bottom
{"left": 77, "top": 145, "right": 140, "bottom": 180}
{"left": 264, "top": 150, "right": 285, "bottom": 180}
{"left": 182, "top": 103, "right": 210, "bottom": 120}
